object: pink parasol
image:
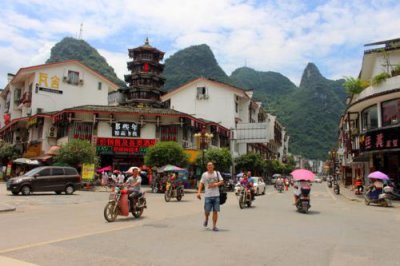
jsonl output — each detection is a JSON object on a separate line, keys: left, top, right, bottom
{"left": 291, "top": 169, "right": 315, "bottom": 181}
{"left": 96, "top": 166, "right": 112, "bottom": 173}
{"left": 367, "top": 171, "right": 389, "bottom": 180}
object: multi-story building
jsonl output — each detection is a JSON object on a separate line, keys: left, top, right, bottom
{"left": 0, "top": 40, "right": 230, "bottom": 173}
{"left": 0, "top": 60, "right": 119, "bottom": 157}
{"left": 338, "top": 38, "right": 400, "bottom": 185}
{"left": 161, "top": 77, "right": 288, "bottom": 162}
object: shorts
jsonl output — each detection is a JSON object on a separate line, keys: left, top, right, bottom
{"left": 204, "top": 196, "right": 220, "bottom": 213}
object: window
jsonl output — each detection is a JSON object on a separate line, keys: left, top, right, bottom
{"left": 98, "top": 82, "right": 102, "bottom": 90}
{"left": 52, "top": 168, "right": 64, "bottom": 176}
{"left": 67, "top": 71, "right": 79, "bottom": 85}
{"left": 196, "top": 87, "right": 208, "bottom": 99}
{"left": 381, "top": 99, "right": 400, "bottom": 127}
{"left": 65, "top": 168, "right": 78, "bottom": 175}
{"left": 361, "top": 105, "right": 378, "bottom": 131}
{"left": 39, "top": 168, "right": 51, "bottom": 176}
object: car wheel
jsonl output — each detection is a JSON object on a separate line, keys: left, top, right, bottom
{"left": 55, "top": 191, "right": 62, "bottom": 195}
{"left": 65, "top": 185, "right": 75, "bottom": 195}
{"left": 21, "top": 185, "right": 31, "bottom": 196}
{"left": 256, "top": 188, "right": 259, "bottom": 196}
{"left": 262, "top": 188, "right": 266, "bottom": 195}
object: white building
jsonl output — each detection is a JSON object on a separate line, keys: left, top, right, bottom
{"left": 0, "top": 60, "right": 119, "bottom": 157}
{"left": 161, "top": 77, "right": 288, "bottom": 161}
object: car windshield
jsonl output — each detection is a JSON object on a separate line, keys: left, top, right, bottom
{"left": 23, "top": 167, "right": 45, "bottom": 176}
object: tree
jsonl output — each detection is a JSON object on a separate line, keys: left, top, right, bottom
{"left": 0, "top": 140, "right": 21, "bottom": 164}
{"left": 144, "top": 141, "right": 189, "bottom": 168}
{"left": 54, "top": 139, "right": 98, "bottom": 168}
{"left": 195, "top": 148, "right": 232, "bottom": 172}
{"left": 235, "top": 153, "right": 266, "bottom": 176}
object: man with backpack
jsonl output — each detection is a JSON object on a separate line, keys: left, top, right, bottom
{"left": 197, "top": 162, "right": 224, "bottom": 232}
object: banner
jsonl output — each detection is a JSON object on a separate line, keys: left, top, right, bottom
{"left": 82, "top": 163, "right": 95, "bottom": 181}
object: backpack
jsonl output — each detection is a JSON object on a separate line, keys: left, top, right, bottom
{"left": 216, "top": 171, "right": 227, "bottom": 205}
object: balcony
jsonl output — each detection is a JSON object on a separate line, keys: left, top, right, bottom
{"left": 353, "top": 75, "right": 400, "bottom": 103}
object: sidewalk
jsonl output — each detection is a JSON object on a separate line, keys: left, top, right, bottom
{"left": 0, "top": 202, "right": 16, "bottom": 212}
{"left": 339, "top": 185, "right": 400, "bottom": 207}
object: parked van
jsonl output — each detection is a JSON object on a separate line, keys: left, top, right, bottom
{"left": 6, "top": 166, "right": 81, "bottom": 195}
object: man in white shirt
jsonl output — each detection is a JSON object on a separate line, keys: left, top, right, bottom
{"left": 197, "top": 162, "right": 224, "bottom": 231}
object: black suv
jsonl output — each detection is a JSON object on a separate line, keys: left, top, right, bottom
{"left": 7, "top": 166, "right": 81, "bottom": 195}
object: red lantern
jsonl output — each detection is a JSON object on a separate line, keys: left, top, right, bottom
{"left": 3, "top": 113, "right": 10, "bottom": 125}
{"left": 143, "top": 63, "right": 149, "bottom": 73}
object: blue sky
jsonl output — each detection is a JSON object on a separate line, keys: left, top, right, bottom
{"left": 0, "top": 0, "right": 400, "bottom": 87}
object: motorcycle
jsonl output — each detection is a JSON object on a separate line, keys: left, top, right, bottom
{"left": 327, "top": 179, "right": 333, "bottom": 188}
{"left": 224, "top": 179, "right": 235, "bottom": 192}
{"left": 296, "top": 186, "right": 311, "bottom": 213}
{"left": 151, "top": 178, "right": 166, "bottom": 193}
{"left": 384, "top": 181, "right": 400, "bottom": 200}
{"left": 238, "top": 185, "right": 253, "bottom": 209}
{"left": 104, "top": 185, "right": 147, "bottom": 222}
{"left": 364, "top": 187, "right": 392, "bottom": 207}
{"left": 164, "top": 180, "right": 184, "bottom": 202}
{"left": 355, "top": 185, "right": 364, "bottom": 195}
{"left": 276, "top": 183, "right": 284, "bottom": 193}
{"left": 333, "top": 181, "right": 340, "bottom": 195}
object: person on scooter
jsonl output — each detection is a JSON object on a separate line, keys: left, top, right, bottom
{"left": 125, "top": 167, "right": 142, "bottom": 207}
{"left": 240, "top": 173, "right": 255, "bottom": 200}
{"left": 293, "top": 179, "right": 311, "bottom": 205}
{"left": 276, "top": 176, "right": 284, "bottom": 189}
{"left": 367, "top": 178, "right": 383, "bottom": 199}
{"left": 354, "top": 175, "right": 363, "bottom": 194}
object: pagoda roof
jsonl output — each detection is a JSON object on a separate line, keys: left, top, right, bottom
{"left": 128, "top": 38, "right": 165, "bottom": 58}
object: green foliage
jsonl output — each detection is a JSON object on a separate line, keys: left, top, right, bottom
{"left": 144, "top": 141, "right": 189, "bottom": 168}
{"left": 0, "top": 141, "right": 20, "bottom": 163}
{"left": 343, "top": 76, "right": 369, "bottom": 95}
{"left": 47, "top": 37, "right": 125, "bottom": 86}
{"left": 195, "top": 148, "right": 232, "bottom": 172}
{"left": 259, "top": 63, "right": 346, "bottom": 160}
{"left": 54, "top": 139, "right": 98, "bottom": 168}
{"left": 372, "top": 72, "right": 391, "bottom": 86}
{"left": 162, "top": 44, "right": 233, "bottom": 91}
{"left": 235, "top": 153, "right": 266, "bottom": 176}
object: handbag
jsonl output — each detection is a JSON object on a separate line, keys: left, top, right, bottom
{"left": 216, "top": 171, "right": 227, "bottom": 205}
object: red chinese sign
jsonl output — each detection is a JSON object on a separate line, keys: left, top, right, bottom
{"left": 96, "top": 138, "right": 156, "bottom": 154}
{"left": 360, "top": 127, "right": 400, "bottom": 152}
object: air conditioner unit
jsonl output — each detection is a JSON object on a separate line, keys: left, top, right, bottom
{"left": 36, "top": 108, "right": 43, "bottom": 114}
{"left": 48, "top": 126, "right": 57, "bottom": 138}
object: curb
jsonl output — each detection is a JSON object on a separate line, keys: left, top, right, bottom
{"left": 0, "top": 204, "right": 16, "bottom": 213}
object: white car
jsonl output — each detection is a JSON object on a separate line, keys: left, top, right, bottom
{"left": 234, "top": 177, "right": 266, "bottom": 196}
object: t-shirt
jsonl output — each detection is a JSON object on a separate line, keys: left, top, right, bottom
{"left": 126, "top": 175, "right": 142, "bottom": 192}
{"left": 200, "top": 171, "right": 223, "bottom": 198}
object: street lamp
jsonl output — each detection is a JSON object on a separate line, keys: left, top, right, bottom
{"left": 194, "top": 126, "right": 214, "bottom": 170}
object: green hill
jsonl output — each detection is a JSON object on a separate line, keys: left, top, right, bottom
{"left": 162, "top": 44, "right": 232, "bottom": 90}
{"left": 47, "top": 37, "right": 124, "bottom": 86}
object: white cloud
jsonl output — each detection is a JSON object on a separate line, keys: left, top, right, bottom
{"left": 1, "top": 0, "right": 400, "bottom": 88}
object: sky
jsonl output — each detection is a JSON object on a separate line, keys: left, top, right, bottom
{"left": 0, "top": 0, "right": 400, "bottom": 88}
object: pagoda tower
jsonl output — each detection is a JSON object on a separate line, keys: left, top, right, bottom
{"left": 120, "top": 38, "right": 166, "bottom": 108}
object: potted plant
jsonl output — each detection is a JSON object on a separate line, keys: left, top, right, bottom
{"left": 343, "top": 77, "right": 369, "bottom": 95}
{"left": 372, "top": 72, "right": 391, "bottom": 86}
{"left": 391, "top": 64, "right": 400, "bottom": 77}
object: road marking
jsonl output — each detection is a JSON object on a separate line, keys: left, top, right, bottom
{"left": 0, "top": 222, "right": 142, "bottom": 255}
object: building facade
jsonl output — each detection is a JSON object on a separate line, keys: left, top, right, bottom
{"left": 161, "top": 77, "right": 289, "bottom": 162}
{"left": 338, "top": 38, "right": 400, "bottom": 186}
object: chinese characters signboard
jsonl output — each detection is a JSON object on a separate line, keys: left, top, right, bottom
{"left": 82, "top": 163, "right": 95, "bottom": 181}
{"left": 112, "top": 122, "right": 140, "bottom": 137}
{"left": 37, "top": 72, "right": 63, "bottom": 94}
{"left": 359, "top": 127, "right": 400, "bottom": 152}
{"left": 96, "top": 137, "right": 156, "bottom": 154}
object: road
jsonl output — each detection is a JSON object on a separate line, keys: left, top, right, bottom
{"left": 0, "top": 183, "right": 399, "bottom": 266}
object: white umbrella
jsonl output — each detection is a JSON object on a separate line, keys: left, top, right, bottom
{"left": 13, "top": 158, "right": 32, "bottom": 164}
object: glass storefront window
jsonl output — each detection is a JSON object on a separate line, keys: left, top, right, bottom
{"left": 361, "top": 105, "right": 378, "bottom": 131}
{"left": 382, "top": 99, "right": 400, "bottom": 127}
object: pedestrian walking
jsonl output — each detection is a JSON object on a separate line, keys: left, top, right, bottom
{"left": 197, "top": 162, "right": 224, "bottom": 231}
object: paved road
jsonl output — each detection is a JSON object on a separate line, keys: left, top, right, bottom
{"left": 0, "top": 183, "right": 399, "bottom": 266}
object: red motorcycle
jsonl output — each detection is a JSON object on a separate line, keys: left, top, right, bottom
{"left": 104, "top": 185, "right": 147, "bottom": 222}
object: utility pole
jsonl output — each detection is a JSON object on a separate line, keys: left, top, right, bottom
{"left": 78, "top": 23, "right": 83, "bottom": 40}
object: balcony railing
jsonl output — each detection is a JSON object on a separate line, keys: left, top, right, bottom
{"left": 353, "top": 75, "right": 400, "bottom": 103}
